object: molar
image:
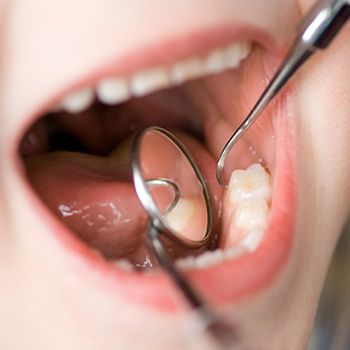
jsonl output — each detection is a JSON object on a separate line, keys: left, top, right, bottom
{"left": 229, "top": 163, "right": 271, "bottom": 205}
{"left": 239, "top": 228, "right": 265, "bottom": 252}
{"left": 224, "top": 163, "right": 272, "bottom": 253}
{"left": 235, "top": 198, "right": 269, "bottom": 231}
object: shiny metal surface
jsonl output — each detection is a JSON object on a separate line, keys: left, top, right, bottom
{"left": 131, "top": 126, "right": 212, "bottom": 248}
{"left": 144, "top": 178, "right": 180, "bottom": 214}
{"left": 131, "top": 127, "right": 236, "bottom": 348}
{"left": 216, "top": 0, "right": 350, "bottom": 187}
{"left": 147, "top": 225, "right": 237, "bottom": 348}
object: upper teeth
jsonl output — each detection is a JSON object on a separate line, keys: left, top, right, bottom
{"left": 60, "top": 88, "right": 95, "bottom": 114}
{"left": 57, "top": 41, "right": 251, "bottom": 113}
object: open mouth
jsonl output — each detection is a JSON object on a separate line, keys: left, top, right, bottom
{"left": 16, "top": 27, "right": 295, "bottom": 311}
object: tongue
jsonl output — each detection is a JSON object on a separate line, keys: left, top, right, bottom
{"left": 25, "top": 132, "right": 222, "bottom": 267}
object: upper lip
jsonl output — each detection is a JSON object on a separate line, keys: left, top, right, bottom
{"left": 12, "top": 20, "right": 294, "bottom": 313}
{"left": 9, "top": 23, "right": 278, "bottom": 159}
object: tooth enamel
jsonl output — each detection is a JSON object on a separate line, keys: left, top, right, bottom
{"left": 165, "top": 198, "right": 195, "bottom": 233}
{"left": 229, "top": 163, "right": 271, "bottom": 205}
{"left": 96, "top": 78, "right": 129, "bottom": 105}
{"left": 176, "top": 250, "right": 224, "bottom": 270}
{"left": 204, "top": 49, "right": 225, "bottom": 74}
{"left": 170, "top": 58, "right": 204, "bottom": 85}
{"left": 235, "top": 198, "right": 269, "bottom": 231}
{"left": 57, "top": 41, "right": 252, "bottom": 113}
{"left": 176, "top": 246, "right": 247, "bottom": 270}
{"left": 61, "top": 88, "right": 94, "bottom": 114}
{"left": 223, "top": 246, "right": 246, "bottom": 260}
{"left": 240, "top": 229, "right": 264, "bottom": 252}
{"left": 225, "top": 42, "right": 251, "bottom": 68}
{"left": 113, "top": 259, "right": 134, "bottom": 271}
{"left": 130, "top": 68, "right": 169, "bottom": 97}
{"left": 176, "top": 256, "right": 196, "bottom": 270}
{"left": 194, "top": 250, "right": 224, "bottom": 268}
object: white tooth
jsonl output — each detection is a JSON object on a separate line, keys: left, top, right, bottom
{"left": 61, "top": 88, "right": 94, "bottom": 114}
{"left": 176, "top": 256, "right": 196, "bottom": 270}
{"left": 240, "top": 229, "right": 264, "bottom": 252}
{"left": 223, "top": 246, "right": 246, "bottom": 260}
{"left": 113, "top": 259, "right": 134, "bottom": 271}
{"left": 170, "top": 58, "right": 204, "bottom": 85}
{"left": 131, "top": 68, "right": 169, "bottom": 97}
{"left": 235, "top": 198, "right": 269, "bottom": 231}
{"left": 194, "top": 250, "right": 224, "bottom": 268}
{"left": 204, "top": 49, "right": 225, "bottom": 74}
{"left": 97, "top": 78, "right": 129, "bottom": 105}
{"left": 177, "top": 250, "right": 226, "bottom": 270}
{"left": 224, "top": 42, "right": 251, "bottom": 69}
{"left": 165, "top": 198, "right": 195, "bottom": 233}
{"left": 241, "top": 41, "right": 252, "bottom": 58}
{"left": 229, "top": 163, "right": 271, "bottom": 205}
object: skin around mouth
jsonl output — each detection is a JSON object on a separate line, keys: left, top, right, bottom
{"left": 14, "top": 22, "right": 296, "bottom": 315}
{"left": 3, "top": 1, "right": 350, "bottom": 349}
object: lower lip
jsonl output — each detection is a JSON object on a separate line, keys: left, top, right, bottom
{"left": 121, "top": 109, "right": 295, "bottom": 311}
{"left": 19, "top": 102, "right": 294, "bottom": 313}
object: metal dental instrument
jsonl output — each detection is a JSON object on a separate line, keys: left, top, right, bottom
{"left": 131, "top": 127, "right": 237, "bottom": 348}
{"left": 217, "top": 0, "right": 350, "bottom": 187}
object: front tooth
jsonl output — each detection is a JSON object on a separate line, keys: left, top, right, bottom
{"left": 170, "top": 58, "right": 204, "bottom": 85}
{"left": 229, "top": 163, "right": 271, "bottom": 205}
{"left": 165, "top": 198, "right": 195, "bottom": 233}
{"left": 97, "top": 78, "right": 129, "bottom": 105}
{"left": 61, "top": 88, "right": 94, "bottom": 114}
{"left": 224, "top": 42, "right": 251, "bottom": 69}
{"left": 235, "top": 198, "right": 269, "bottom": 231}
{"left": 131, "top": 68, "right": 169, "bottom": 97}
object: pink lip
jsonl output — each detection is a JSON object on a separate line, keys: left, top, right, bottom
{"left": 91, "top": 107, "right": 295, "bottom": 312}
{"left": 13, "top": 24, "right": 279, "bottom": 149}
{"left": 15, "top": 25, "right": 294, "bottom": 312}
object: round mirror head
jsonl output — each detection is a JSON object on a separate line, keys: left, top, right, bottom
{"left": 132, "top": 127, "right": 212, "bottom": 248}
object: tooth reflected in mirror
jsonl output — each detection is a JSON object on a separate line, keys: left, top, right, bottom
{"left": 132, "top": 127, "right": 212, "bottom": 248}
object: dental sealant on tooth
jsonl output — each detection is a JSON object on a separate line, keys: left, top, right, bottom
{"left": 223, "top": 163, "right": 272, "bottom": 252}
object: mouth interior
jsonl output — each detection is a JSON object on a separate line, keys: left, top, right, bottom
{"left": 20, "top": 44, "right": 276, "bottom": 271}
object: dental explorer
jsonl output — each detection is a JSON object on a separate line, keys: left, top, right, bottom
{"left": 217, "top": 0, "right": 350, "bottom": 187}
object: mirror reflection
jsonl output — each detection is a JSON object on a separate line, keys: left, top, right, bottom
{"left": 137, "top": 128, "right": 210, "bottom": 245}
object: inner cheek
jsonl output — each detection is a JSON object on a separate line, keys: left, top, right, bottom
{"left": 295, "top": 66, "right": 350, "bottom": 223}
{"left": 200, "top": 45, "right": 278, "bottom": 177}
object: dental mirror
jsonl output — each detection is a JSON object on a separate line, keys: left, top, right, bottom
{"left": 131, "top": 127, "right": 237, "bottom": 348}
{"left": 131, "top": 126, "right": 212, "bottom": 248}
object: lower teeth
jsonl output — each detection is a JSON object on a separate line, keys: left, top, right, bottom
{"left": 111, "top": 162, "right": 272, "bottom": 272}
